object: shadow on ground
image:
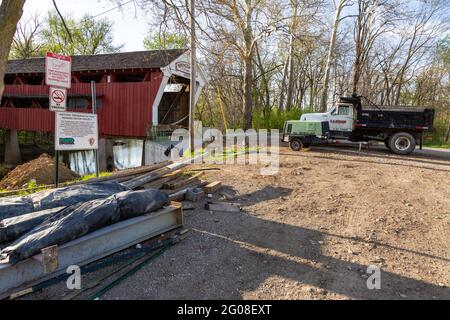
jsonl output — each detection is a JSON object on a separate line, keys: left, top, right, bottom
{"left": 190, "top": 207, "right": 450, "bottom": 300}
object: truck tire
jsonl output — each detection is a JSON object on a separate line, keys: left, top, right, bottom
{"left": 289, "top": 138, "right": 303, "bottom": 151}
{"left": 388, "top": 132, "right": 416, "bottom": 155}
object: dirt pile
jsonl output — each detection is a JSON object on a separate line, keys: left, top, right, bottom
{"left": 0, "top": 154, "right": 79, "bottom": 190}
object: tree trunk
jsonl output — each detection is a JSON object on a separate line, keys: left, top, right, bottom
{"left": 0, "top": 0, "right": 26, "bottom": 101}
{"left": 320, "top": 0, "right": 345, "bottom": 112}
{"left": 278, "top": 55, "right": 289, "bottom": 111}
{"left": 255, "top": 44, "right": 270, "bottom": 128}
{"left": 286, "top": 34, "right": 296, "bottom": 112}
{"left": 445, "top": 122, "right": 450, "bottom": 144}
{"left": 352, "top": 1, "right": 363, "bottom": 94}
{"left": 309, "top": 80, "right": 314, "bottom": 110}
{"left": 285, "top": 0, "right": 299, "bottom": 112}
{"left": 242, "top": 1, "right": 254, "bottom": 131}
{"left": 243, "top": 55, "right": 253, "bottom": 130}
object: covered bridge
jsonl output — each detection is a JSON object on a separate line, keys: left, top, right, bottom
{"left": 1, "top": 49, "right": 206, "bottom": 137}
{"left": 0, "top": 49, "right": 206, "bottom": 169}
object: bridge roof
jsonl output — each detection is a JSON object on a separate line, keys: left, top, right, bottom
{"left": 6, "top": 49, "right": 188, "bottom": 75}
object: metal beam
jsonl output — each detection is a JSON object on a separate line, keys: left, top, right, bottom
{"left": 0, "top": 203, "right": 183, "bottom": 299}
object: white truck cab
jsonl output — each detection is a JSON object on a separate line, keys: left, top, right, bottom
{"left": 295, "top": 94, "right": 435, "bottom": 155}
{"left": 300, "top": 103, "right": 355, "bottom": 138}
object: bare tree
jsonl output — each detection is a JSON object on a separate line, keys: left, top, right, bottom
{"left": 10, "top": 14, "right": 43, "bottom": 59}
{"left": 352, "top": 0, "right": 398, "bottom": 94}
{"left": 0, "top": 0, "right": 26, "bottom": 100}
{"left": 392, "top": 0, "right": 446, "bottom": 105}
{"left": 320, "top": 0, "right": 352, "bottom": 111}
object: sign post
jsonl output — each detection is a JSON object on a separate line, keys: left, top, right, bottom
{"left": 46, "top": 52, "right": 73, "bottom": 187}
{"left": 91, "top": 81, "right": 100, "bottom": 178}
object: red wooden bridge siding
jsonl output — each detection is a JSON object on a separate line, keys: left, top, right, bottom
{"left": 0, "top": 71, "right": 164, "bottom": 138}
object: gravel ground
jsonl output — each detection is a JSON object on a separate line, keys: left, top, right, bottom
{"left": 24, "top": 145, "right": 450, "bottom": 300}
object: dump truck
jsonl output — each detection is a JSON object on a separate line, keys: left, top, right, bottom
{"left": 282, "top": 121, "right": 331, "bottom": 151}
{"left": 299, "top": 95, "right": 435, "bottom": 155}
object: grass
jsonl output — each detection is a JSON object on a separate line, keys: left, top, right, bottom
{"left": 77, "top": 171, "right": 113, "bottom": 182}
{"left": 0, "top": 171, "right": 114, "bottom": 197}
{"left": 0, "top": 180, "right": 49, "bottom": 196}
{"left": 423, "top": 142, "right": 450, "bottom": 149}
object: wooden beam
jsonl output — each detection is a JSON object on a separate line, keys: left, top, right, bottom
{"left": 143, "top": 169, "right": 183, "bottom": 189}
{"left": 163, "top": 172, "right": 204, "bottom": 190}
{"left": 204, "top": 181, "right": 222, "bottom": 194}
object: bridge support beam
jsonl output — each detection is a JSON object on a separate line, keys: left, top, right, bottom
{"left": 4, "top": 130, "right": 21, "bottom": 169}
{"left": 98, "top": 138, "right": 114, "bottom": 172}
{"left": 144, "top": 140, "right": 171, "bottom": 165}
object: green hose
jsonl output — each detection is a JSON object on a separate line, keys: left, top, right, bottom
{"left": 88, "top": 240, "right": 177, "bottom": 300}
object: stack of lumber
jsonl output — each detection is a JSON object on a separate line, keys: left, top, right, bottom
{"left": 0, "top": 158, "right": 224, "bottom": 203}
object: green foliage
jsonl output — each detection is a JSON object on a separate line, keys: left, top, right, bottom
{"left": 40, "top": 12, "right": 123, "bottom": 56}
{"left": 252, "top": 107, "right": 307, "bottom": 130}
{"left": 78, "top": 172, "right": 112, "bottom": 182}
{"left": 424, "top": 114, "right": 450, "bottom": 148}
{"left": 15, "top": 180, "right": 48, "bottom": 196}
{"left": 143, "top": 31, "right": 187, "bottom": 50}
{"left": 423, "top": 142, "right": 450, "bottom": 149}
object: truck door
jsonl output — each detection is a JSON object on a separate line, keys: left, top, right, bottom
{"left": 329, "top": 104, "right": 354, "bottom": 135}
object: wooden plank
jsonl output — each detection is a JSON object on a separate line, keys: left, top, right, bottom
{"left": 204, "top": 181, "right": 222, "bottom": 194}
{"left": 189, "top": 167, "right": 221, "bottom": 172}
{"left": 84, "top": 161, "right": 172, "bottom": 184}
{"left": 167, "top": 180, "right": 209, "bottom": 198}
{"left": 163, "top": 172, "right": 204, "bottom": 190}
{"left": 123, "top": 167, "right": 172, "bottom": 190}
{"left": 169, "top": 191, "right": 186, "bottom": 202}
{"left": 142, "top": 170, "right": 183, "bottom": 189}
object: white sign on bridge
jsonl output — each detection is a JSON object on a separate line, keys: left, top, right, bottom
{"left": 45, "top": 52, "right": 72, "bottom": 89}
{"left": 55, "top": 112, "right": 98, "bottom": 151}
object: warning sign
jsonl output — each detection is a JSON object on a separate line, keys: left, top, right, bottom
{"left": 50, "top": 87, "right": 67, "bottom": 112}
{"left": 55, "top": 112, "right": 98, "bottom": 151}
{"left": 45, "top": 52, "right": 72, "bottom": 89}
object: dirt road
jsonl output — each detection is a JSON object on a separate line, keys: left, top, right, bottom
{"left": 24, "top": 145, "right": 450, "bottom": 300}
{"left": 98, "top": 146, "right": 449, "bottom": 300}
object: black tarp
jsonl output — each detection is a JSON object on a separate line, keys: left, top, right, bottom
{"left": 0, "top": 196, "right": 34, "bottom": 221}
{"left": 0, "top": 207, "right": 65, "bottom": 243}
{"left": 0, "top": 182, "right": 129, "bottom": 221}
{"left": 1, "top": 189, "right": 169, "bottom": 264}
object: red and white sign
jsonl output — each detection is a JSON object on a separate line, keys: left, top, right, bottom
{"left": 49, "top": 87, "right": 67, "bottom": 112}
{"left": 45, "top": 52, "right": 72, "bottom": 89}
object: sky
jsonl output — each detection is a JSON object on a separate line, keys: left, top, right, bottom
{"left": 23, "top": 0, "right": 151, "bottom": 52}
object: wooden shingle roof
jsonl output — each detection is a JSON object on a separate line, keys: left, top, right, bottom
{"left": 6, "top": 49, "right": 187, "bottom": 75}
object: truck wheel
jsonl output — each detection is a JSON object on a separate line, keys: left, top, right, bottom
{"left": 388, "top": 132, "right": 416, "bottom": 155}
{"left": 289, "top": 139, "right": 303, "bottom": 151}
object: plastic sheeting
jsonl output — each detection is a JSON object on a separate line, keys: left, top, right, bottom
{"left": 1, "top": 189, "right": 169, "bottom": 264}
{"left": 0, "top": 197, "right": 34, "bottom": 221}
{"left": 0, "top": 182, "right": 129, "bottom": 221}
{"left": 0, "top": 207, "right": 64, "bottom": 243}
